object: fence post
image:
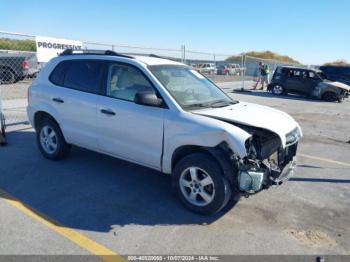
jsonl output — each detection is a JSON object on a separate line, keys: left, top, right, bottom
{"left": 241, "top": 54, "right": 246, "bottom": 90}
{"left": 0, "top": 92, "right": 6, "bottom": 145}
{"left": 181, "top": 45, "right": 186, "bottom": 64}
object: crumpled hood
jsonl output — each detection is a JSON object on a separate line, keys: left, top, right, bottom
{"left": 194, "top": 102, "right": 301, "bottom": 147}
{"left": 322, "top": 81, "right": 350, "bottom": 91}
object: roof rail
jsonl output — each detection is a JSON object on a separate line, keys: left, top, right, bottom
{"left": 149, "top": 54, "right": 163, "bottom": 58}
{"left": 59, "top": 49, "right": 134, "bottom": 59}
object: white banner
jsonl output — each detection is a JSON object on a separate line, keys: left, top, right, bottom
{"left": 35, "top": 36, "right": 83, "bottom": 62}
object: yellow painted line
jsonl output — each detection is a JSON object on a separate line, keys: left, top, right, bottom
{"left": 298, "top": 153, "right": 350, "bottom": 167}
{"left": 0, "top": 189, "right": 125, "bottom": 262}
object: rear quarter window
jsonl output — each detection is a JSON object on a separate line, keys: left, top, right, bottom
{"left": 49, "top": 61, "right": 68, "bottom": 86}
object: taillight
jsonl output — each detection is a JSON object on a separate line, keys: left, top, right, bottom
{"left": 22, "top": 60, "right": 29, "bottom": 70}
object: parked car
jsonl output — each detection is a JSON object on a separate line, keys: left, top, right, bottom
{"left": 198, "top": 63, "right": 216, "bottom": 75}
{"left": 191, "top": 64, "right": 201, "bottom": 72}
{"left": 217, "top": 63, "right": 244, "bottom": 76}
{"left": 0, "top": 52, "right": 40, "bottom": 84}
{"left": 268, "top": 66, "right": 350, "bottom": 102}
{"left": 319, "top": 65, "right": 350, "bottom": 86}
{"left": 28, "top": 50, "right": 302, "bottom": 215}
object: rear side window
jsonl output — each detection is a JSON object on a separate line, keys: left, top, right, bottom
{"left": 64, "top": 60, "right": 103, "bottom": 94}
{"left": 287, "top": 70, "right": 301, "bottom": 78}
{"left": 50, "top": 60, "right": 104, "bottom": 94}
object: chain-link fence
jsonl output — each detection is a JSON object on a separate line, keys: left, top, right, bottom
{"left": 0, "top": 31, "right": 37, "bottom": 132}
{"left": 0, "top": 30, "right": 302, "bottom": 132}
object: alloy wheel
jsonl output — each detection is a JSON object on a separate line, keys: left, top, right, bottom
{"left": 179, "top": 167, "right": 215, "bottom": 207}
{"left": 40, "top": 125, "right": 58, "bottom": 154}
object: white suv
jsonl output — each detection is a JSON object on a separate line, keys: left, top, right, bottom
{"left": 198, "top": 63, "right": 216, "bottom": 75}
{"left": 27, "top": 50, "right": 302, "bottom": 214}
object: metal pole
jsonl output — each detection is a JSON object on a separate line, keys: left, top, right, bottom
{"left": 241, "top": 55, "right": 245, "bottom": 90}
{"left": 183, "top": 45, "right": 186, "bottom": 64}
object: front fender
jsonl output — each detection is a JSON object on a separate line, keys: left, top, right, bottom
{"left": 162, "top": 111, "right": 251, "bottom": 174}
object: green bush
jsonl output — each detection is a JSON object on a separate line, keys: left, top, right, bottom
{"left": 0, "top": 38, "right": 36, "bottom": 51}
{"left": 226, "top": 50, "right": 299, "bottom": 64}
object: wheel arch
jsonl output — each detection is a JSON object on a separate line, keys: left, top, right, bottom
{"left": 33, "top": 111, "right": 61, "bottom": 132}
{"left": 170, "top": 142, "right": 238, "bottom": 187}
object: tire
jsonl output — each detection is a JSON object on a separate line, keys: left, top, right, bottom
{"left": 322, "top": 91, "right": 338, "bottom": 102}
{"left": 173, "top": 152, "right": 232, "bottom": 215}
{"left": 0, "top": 68, "right": 16, "bottom": 84}
{"left": 36, "top": 117, "right": 71, "bottom": 160}
{"left": 272, "top": 84, "right": 285, "bottom": 95}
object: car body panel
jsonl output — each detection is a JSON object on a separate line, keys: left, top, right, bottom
{"left": 192, "top": 102, "right": 301, "bottom": 148}
{"left": 28, "top": 54, "right": 302, "bottom": 177}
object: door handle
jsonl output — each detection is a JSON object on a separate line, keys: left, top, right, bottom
{"left": 100, "top": 109, "right": 116, "bottom": 116}
{"left": 52, "top": 98, "right": 64, "bottom": 103}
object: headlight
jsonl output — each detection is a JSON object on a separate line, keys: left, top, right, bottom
{"left": 286, "top": 127, "right": 301, "bottom": 145}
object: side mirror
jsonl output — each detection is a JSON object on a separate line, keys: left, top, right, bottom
{"left": 134, "top": 91, "right": 163, "bottom": 107}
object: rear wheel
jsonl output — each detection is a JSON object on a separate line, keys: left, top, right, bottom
{"left": 322, "top": 91, "right": 338, "bottom": 102}
{"left": 272, "top": 84, "right": 285, "bottom": 95}
{"left": 173, "top": 153, "right": 232, "bottom": 215}
{"left": 36, "top": 118, "right": 71, "bottom": 160}
{"left": 0, "top": 68, "right": 16, "bottom": 84}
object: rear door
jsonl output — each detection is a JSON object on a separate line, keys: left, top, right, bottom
{"left": 284, "top": 69, "right": 304, "bottom": 93}
{"left": 49, "top": 59, "right": 104, "bottom": 150}
{"left": 96, "top": 62, "right": 165, "bottom": 170}
{"left": 302, "top": 71, "right": 321, "bottom": 95}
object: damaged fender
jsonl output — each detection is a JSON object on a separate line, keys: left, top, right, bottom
{"left": 161, "top": 111, "right": 251, "bottom": 174}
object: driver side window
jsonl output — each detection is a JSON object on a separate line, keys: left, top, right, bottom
{"left": 106, "top": 63, "right": 154, "bottom": 102}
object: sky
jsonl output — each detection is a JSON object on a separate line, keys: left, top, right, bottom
{"left": 1, "top": 0, "right": 349, "bottom": 65}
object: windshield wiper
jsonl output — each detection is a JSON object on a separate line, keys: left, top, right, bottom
{"left": 183, "top": 102, "right": 211, "bottom": 109}
{"left": 183, "top": 100, "right": 237, "bottom": 110}
{"left": 208, "top": 100, "right": 236, "bottom": 108}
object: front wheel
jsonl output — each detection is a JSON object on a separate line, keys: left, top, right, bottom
{"left": 322, "top": 91, "right": 338, "bottom": 102}
{"left": 173, "top": 153, "right": 232, "bottom": 215}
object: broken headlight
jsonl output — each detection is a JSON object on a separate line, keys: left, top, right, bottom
{"left": 286, "top": 127, "right": 301, "bottom": 146}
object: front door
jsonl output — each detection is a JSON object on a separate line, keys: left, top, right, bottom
{"left": 97, "top": 62, "right": 165, "bottom": 170}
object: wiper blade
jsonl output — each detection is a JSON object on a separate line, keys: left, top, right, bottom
{"left": 183, "top": 102, "right": 211, "bottom": 109}
{"left": 183, "top": 100, "right": 237, "bottom": 109}
{"left": 208, "top": 100, "right": 236, "bottom": 108}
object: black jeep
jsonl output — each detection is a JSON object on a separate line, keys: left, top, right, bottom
{"left": 268, "top": 66, "right": 350, "bottom": 102}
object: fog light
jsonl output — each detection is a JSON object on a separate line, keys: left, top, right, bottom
{"left": 239, "top": 170, "right": 265, "bottom": 192}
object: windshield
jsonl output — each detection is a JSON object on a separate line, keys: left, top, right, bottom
{"left": 149, "top": 65, "right": 237, "bottom": 110}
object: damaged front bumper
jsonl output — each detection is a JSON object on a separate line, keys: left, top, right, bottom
{"left": 238, "top": 143, "right": 298, "bottom": 194}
